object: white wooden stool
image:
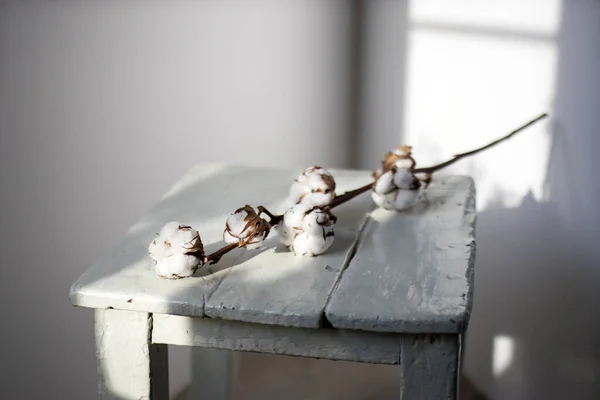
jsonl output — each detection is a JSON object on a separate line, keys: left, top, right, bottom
{"left": 70, "top": 163, "right": 476, "bottom": 399}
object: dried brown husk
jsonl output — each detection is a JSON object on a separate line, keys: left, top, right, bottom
{"left": 225, "top": 205, "right": 271, "bottom": 247}
{"left": 372, "top": 145, "right": 417, "bottom": 179}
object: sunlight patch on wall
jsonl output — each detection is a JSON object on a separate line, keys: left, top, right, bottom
{"left": 493, "top": 334, "right": 515, "bottom": 377}
{"left": 404, "top": 0, "right": 559, "bottom": 210}
{"left": 411, "top": 0, "right": 561, "bottom": 36}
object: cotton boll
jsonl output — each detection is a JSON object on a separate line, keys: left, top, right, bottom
{"left": 223, "top": 229, "right": 238, "bottom": 246}
{"left": 296, "top": 189, "right": 335, "bottom": 208}
{"left": 394, "top": 188, "right": 419, "bottom": 210}
{"left": 223, "top": 205, "right": 271, "bottom": 249}
{"left": 291, "top": 231, "right": 334, "bottom": 257}
{"left": 275, "top": 223, "right": 295, "bottom": 246}
{"left": 288, "top": 166, "right": 336, "bottom": 207}
{"left": 223, "top": 207, "right": 251, "bottom": 245}
{"left": 277, "top": 204, "right": 310, "bottom": 246}
{"left": 301, "top": 208, "right": 332, "bottom": 237}
{"left": 152, "top": 222, "right": 204, "bottom": 261}
{"left": 372, "top": 191, "right": 396, "bottom": 210}
{"left": 290, "top": 232, "right": 314, "bottom": 256}
{"left": 159, "top": 221, "right": 182, "bottom": 237}
{"left": 283, "top": 204, "right": 312, "bottom": 230}
{"left": 301, "top": 209, "right": 323, "bottom": 236}
{"left": 372, "top": 158, "right": 421, "bottom": 211}
{"left": 289, "top": 181, "right": 307, "bottom": 205}
{"left": 278, "top": 205, "right": 336, "bottom": 256}
{"left": 224, "top": 208, "right": 249, "bottom": 241}
{"left": 148, "top": 235, "right": 172, "bottom": 261}
{"left": 374, "top": 145, "right": 416, "bottom": 179}
{"left": 372, "top": 188, "right": 419, "bottom": 211}
{"left": 170, "top": 227, "right": 202, "bottom": 254}
{"left": 392, "top": 166, "right": 416, "bottom": 190}
{"left": 306, "top": 171, "right": 331, "bottom": 191}
{"left": 298, "top": 191, "right": 332, "bottom": 207}
{"left": 288, "top": 180, "right": 309, "bottom": 205}
{"left": 150, "top": 222, "right": 205, "bottom": 278}
{"left": 309, "top": 167, "right": 330, "bottom": 175}
{"left": 374, "top": 171, "right": 395, "bottom": 194}
{"left": 155, "top": 253, "right": 200, "bottom": 279}
{"left": 394, "top": 158, "right": 414, "bottom": 170}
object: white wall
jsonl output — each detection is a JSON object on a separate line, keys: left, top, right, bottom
{"left": 1, "top": 1, "right": 599, "bottom": 399}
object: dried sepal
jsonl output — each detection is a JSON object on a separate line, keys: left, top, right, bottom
{"left": 223, "top": 205, "right": 271, "bottom": 249}
{"left": 289, "top": 166, "right": 337, "bottom": 207}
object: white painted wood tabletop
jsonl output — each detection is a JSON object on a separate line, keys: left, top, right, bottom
{"left": 70, "top": 163, "right": 475, "bottom": 335}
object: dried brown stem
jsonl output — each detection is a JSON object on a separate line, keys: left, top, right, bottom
{"left": 248, "top": 114, "right": 547, "bottom": 235}
{"left": 257, "top": 206, "right": 283, "bottom": 225}
{"left": 257, "top": 182, "right": 374, "bottom": 223}
{"left": 328, "top": 182, "right": 373, "bottom": 209}
{"left": 413, "top": 113, "right": 548, "bottom": 175}
{"left": 203, "top": 242, "right": 238, "bottom": 265}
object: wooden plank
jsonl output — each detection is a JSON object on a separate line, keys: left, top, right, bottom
{"left": 204, "top": 169, "right": 374, "bottom": 328}
{"left": 152, "top": 314, "right": 402, "bottom": 365}
{"left": 325, "top": 176, "right": 476, "bottom": 334}
{"left": 70, "top": 164, "right": 298, "bottom": 317}
{"left": 400, "top": 334, "right": 460, "bottom": 400}
{"left": 95, "top": 309, "right": 169, "bottom": 399}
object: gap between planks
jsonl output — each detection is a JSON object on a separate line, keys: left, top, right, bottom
{"left": 200, "top": 206, "right": 375, "bottom": 329}
{"left": 321, "top": 210, "right": 375, "bottom": 328}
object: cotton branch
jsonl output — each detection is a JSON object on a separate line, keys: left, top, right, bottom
{"left": 413, "top": 113, "right": 548, "bottom": 175}
{"left": 327, "top": 182, "right": 373, "bottom": 209}
{"left": 202, "top": 242, "right": 238, "bottom": 265}
{"left": 184, "top": 112, "right": 550, "bottom": 269}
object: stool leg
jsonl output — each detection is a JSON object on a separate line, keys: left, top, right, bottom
{"left": 95, "top": 309, "right": 169, "bottom": 399}
{"left": 399, "top": 334, "right": 460, "bottom": 400}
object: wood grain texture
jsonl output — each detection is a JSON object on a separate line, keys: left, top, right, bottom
{"left": 325, "top": 176, "right": 476, "bottom": 334}
{"left": 204, "top": 169, "right": 374, "bottom": 328}
{"left": 152, "top": 314, "right": 402, "bottom": 365}
{"left": 70, "top": 164, "right": 311, "bottom": 317}
{"left": 95, "top": 309, "right": 169, "bottom": 399}
{"left": 400, "top": 334, "right": 460, "bottom": 400}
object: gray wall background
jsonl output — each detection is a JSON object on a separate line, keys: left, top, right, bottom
{"left": 1, "top": 1, "right": 599, "bottom": 399}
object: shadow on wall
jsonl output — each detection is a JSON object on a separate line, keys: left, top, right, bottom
{"left": 464, "top": 191, "right": 600, "bottom": 400}
{"left": 462, "top": 1, "right": 600, "bottom": 399}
